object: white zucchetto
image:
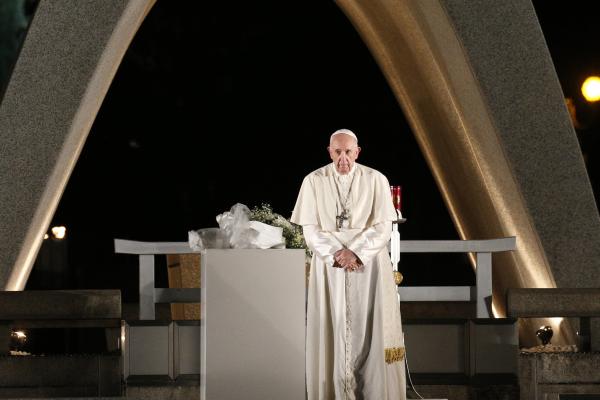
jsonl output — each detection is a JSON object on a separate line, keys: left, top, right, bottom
{"left": 330, "top": 128, "right": 358, "bottom": 144}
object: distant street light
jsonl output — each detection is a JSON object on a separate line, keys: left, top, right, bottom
{"left": 582, "top": 76, "right": 600, "bottom": 102}
{"left": 51, "top": 226, "right": 66, "bottom": 239}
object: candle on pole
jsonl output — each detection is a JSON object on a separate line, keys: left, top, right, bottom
{"left": 390, "top": 185, "right": 402, "bottom": 216}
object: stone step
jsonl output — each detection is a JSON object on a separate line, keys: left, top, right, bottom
{"left": 2, "top": 398, "right": 127, "bottom": 400}
{"left": 507, "top": 288, "right": 600, "bottom": 317}
{"left": 408, "top": 384, "right": 517, "bottom": 400}
{"left": 0, "top": 290, "right": 121, "bottom": 320}
{"left": 0, "top": 354, "right": 121, "bottom": 398}
{"left": 402, "top": 301, "right": 476, "bottom": 319}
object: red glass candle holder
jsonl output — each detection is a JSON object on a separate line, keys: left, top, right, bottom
{"left": 390, "top": 185, "right": 402, "bottom": 212}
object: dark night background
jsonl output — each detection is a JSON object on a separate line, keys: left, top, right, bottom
{"left": 38, "top": 0, "right": 471, "bottom": 300}
{"left": 2, "top": 1, "right": 600, "bottom": 304}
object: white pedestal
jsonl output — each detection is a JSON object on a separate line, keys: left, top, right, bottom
{"left": 201, "top": 249, "right": 305, "bottom": 400}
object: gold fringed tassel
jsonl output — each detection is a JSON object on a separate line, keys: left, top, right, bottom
{"left": 384, "top": 347, "right": 405, "bottom": 364}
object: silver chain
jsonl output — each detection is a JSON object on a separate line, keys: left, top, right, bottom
{"left": 335, "top": 172, "right": 355, "bottom": 214}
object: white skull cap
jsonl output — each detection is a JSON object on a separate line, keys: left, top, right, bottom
{"left": 330, "top": 128, "right": 358, "bottom": 144}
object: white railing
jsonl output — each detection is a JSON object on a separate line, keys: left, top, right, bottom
{"left": 398, "top": 237, "right": 516, "bottom": 318}
{"left": 114, "top": 239, "right": 201, "bottom": 320}
{"left": 115, "top": 236, "right": 516, "bottom": 320}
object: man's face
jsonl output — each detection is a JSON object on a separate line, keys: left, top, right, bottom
{"left": 328, "top": 135, "right": 361, "bottom": 175}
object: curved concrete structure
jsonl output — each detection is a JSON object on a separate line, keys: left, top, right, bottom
{"left": 335, "top": 0, "right": 600, "bottom": 345}
{"left": 1, "top": 0, "right": 598, "bottom": 346}
{"left": 0, "top": 0, "right": 155, "bottom": 291}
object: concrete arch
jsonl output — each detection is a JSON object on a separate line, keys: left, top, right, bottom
{"left": 1, "top": 0, "right": 598, "bottom": 345}
{"left": 336, "top": 0, "right": 600, "bottom": 345}
{"left": 0, "top": 0, "right": 155, "bottom": 291}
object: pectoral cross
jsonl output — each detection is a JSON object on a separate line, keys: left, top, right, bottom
{"left": 336, "top": 209, "right": 349, "bottom": 229}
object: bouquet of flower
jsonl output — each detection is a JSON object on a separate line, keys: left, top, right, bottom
{"left": 250, "top": 203, "right": 312, "bottom": 260}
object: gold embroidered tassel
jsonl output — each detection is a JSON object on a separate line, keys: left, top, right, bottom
{"left": 393, "top": 271, "right": 403, "bottom": 285}
{"left": 384, "top": 347, "right": 405, "bottom": 364}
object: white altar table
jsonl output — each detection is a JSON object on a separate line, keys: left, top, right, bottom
{"left": 200, "top": 249, "right": 305, "bottom": 400}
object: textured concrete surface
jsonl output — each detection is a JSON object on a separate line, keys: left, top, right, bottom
{"left": 409, "top": 385, "right": 518, "bottom": 400}
{"left": 438, "top": 0, "right": 600, "bottom": 291}
{"left": 518, "top": 354, "right": 535, "bottom": 399}
{"left": 520, "top": 352, "right": 600, "bottom": 399}
{"left": 126, "top": 385, "right": 199, "bottom": 400}
{"left": 507, "top": 288, "right": 600, "bottom": 317}
{"left": 337, "top": 0, "right": 600, "bottom": 346}
{"left": 0, "top": 354, "right": 121, "bottom": 396}
{"left": 0, "top": 290, "right": 121, "bottom": 319}
{"left": 0, "top": 0, "right": 155, "bottom": 290}
{"left": 536, "top": 352, "right": 600, "bottom": 383}
{"left": 401, "top": 301, "right": 476, "bottom": 319}
{"left": 129, "top": 383, "right": 516, "bottom": 400}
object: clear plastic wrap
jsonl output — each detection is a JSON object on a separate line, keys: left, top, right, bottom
{"left": 189, "top": 203, "right": 285, "bottom": 250}
{"left": 188, "top": 227, "right": 228, "bottom": 251}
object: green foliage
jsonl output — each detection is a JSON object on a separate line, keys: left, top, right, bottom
{"left": 250, "top": 203, "right": 311, "bottom": 259}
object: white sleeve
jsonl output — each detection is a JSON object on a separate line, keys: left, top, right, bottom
{"left": 302, "top": 225, "right": 344, "bottom": 267}
{"left": 347, "top": 222, "right": 392, "bottom": 265}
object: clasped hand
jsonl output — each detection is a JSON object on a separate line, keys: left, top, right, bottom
{"left": 333, "top": 248, "right": 362, "bottom": 272}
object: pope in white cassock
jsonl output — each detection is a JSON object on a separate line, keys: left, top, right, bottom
{"left": 291, "top": 129, "right": 406, "bottom": 400}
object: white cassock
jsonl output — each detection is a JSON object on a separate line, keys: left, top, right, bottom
{"left": 291, "top": 163, "right": 406, "bottom": 400}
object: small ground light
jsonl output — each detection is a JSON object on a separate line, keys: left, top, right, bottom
{"left": 582, "top": 76, "right": 600, "bottom": 102}
{"left": 10, "top": 330, "right": 27, "bottom": 351}
{"left": 51, "top": 226, "right": 66, "bottom": 239}
{"left": 13, "top": 331, "right": 26, "bottom": 339}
